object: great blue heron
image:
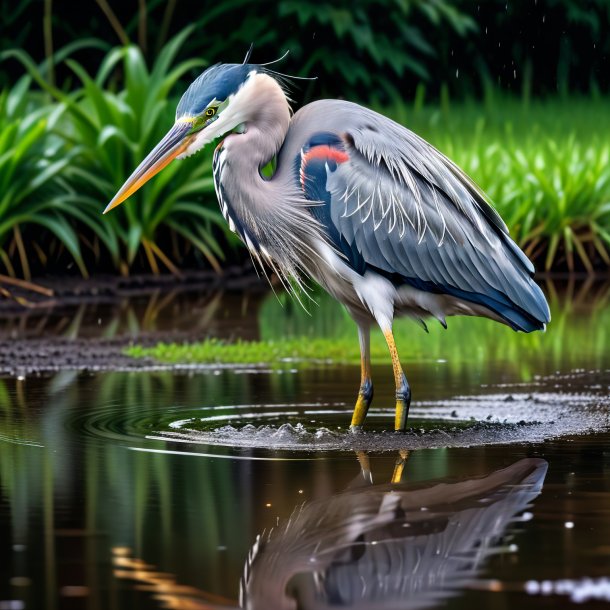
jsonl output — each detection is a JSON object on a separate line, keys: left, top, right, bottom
{"left": 106, "top": 57, "right": 551, "bottom": 432}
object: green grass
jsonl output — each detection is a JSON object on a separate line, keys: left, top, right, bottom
{"left": 3, "top": 31, "right": 227, "bottom": 276}
{"left": 0, "top": 75, "right": 95, "bottom": 278}
{"left": 58, "top": 29, "right": 226, "bottom": 274}
{"left": 127, "top": 336, "right": 366, "bottom": 365}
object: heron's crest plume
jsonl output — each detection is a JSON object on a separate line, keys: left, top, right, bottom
{"left": 176, "top": 51, "right": 315, "bottom": 120}
{"left": 242, "top": 43, "right": 255, "bottom": 64}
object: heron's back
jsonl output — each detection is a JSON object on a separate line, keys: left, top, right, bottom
{"left": 278, "top": 99, "right": 550, "bottom": 332}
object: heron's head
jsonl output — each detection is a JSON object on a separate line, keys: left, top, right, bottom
{"left": 105, "top": 62, "right": 268, "bottom": 213}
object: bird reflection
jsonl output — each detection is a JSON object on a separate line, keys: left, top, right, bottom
{"left": 112, "top": 454, "right": 547, "bottom": 610}
{"left": 241, "top": 454, "right": 547, "bottom": 610}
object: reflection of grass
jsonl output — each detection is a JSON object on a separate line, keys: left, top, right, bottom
{"left": 127, "top": 283, "right": 610, "bottom": 373}
{"left": 0, "top": 370, "right": 253, "bottom": 591}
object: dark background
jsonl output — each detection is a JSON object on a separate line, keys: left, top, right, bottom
{"left": 2, "top": 0, "right": 609, "bottom": 101}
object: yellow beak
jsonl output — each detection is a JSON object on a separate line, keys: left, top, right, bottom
{"left": 104, "top": 121, "right": 194, "bottom": 214}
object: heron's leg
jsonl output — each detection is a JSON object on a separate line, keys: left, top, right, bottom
{"left": 391, "top": 449, "right": 410, "bottom": 483}
{"left": 382, "top": 328, "right": 411, "bottom": 431}
{"left": 350, "top": 324, "right": 373, "bottom": 432}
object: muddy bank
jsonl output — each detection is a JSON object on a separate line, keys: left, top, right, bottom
{"left": 0, "top": 335, "right": 280, "bottom": 376}
{"left": 0, "top": 266, "right": 273, "bottom": 375}
{"left": 0, "top": 335, "right": 165, "bottom": 376}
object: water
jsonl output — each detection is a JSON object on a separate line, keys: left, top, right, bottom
{"left": 0, "top": 281, "right": 609, "bottom": 609}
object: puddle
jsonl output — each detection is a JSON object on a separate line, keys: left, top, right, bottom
{"left": 0, "top": 282, "right": 610, "bottom": 609}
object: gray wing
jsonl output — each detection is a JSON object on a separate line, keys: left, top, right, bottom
{"left": 293, "top": 100, "right": 549, "bottom": 331}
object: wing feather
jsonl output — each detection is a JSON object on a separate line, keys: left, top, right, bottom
{"left": 291, "top": 100, "right": 549, "bottom": 330}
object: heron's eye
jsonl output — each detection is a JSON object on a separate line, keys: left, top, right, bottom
{"left": 205, "top": 107, "right": 217, "bottom": 118}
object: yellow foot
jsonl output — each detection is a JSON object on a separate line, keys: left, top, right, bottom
{"left": 394, "top": 399, "right": 410, "bottom": 432}
{"left": 350, "top": 386, "right": 372, "bottom": 432}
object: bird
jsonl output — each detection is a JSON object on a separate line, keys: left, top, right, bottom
{"left": 105, "top": 54, "right": 551, "bottom": 432}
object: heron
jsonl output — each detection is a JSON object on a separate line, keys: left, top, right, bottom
{"left": 105, "top": 55, "right": 551, "bottom": 432}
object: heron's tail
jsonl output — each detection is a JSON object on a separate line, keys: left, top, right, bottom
{"left": 499, "top": 237, "right": 551, "bottom": 332}
{"left": 486, "top": 278, "right": 550, "bottom": 332}
{"left": 444, "top": 273, "right": 550, "bottom": 333}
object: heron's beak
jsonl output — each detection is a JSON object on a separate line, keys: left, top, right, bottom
{"left": 103, "top": 121, "right": 194, "bottom": 214}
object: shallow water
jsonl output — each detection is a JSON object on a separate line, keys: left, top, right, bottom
{"left": 1, "top": 280, "right": 610, "bottom": 609}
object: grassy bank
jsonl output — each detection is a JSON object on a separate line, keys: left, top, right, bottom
{"left": 127, "top": 284, "right": 610, "bottom": 378}
{"left": 1, "top": 36, "right": 610, "bottom": 278}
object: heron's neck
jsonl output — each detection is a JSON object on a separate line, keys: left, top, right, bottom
{"left": 217, "top": 74, "right": 290, "bottom": 171}
{"left": 213, "top": 75, "right": 293, "bottom": 244}
{"left": 212, "top": 75, "right": 320, "bottom": 284}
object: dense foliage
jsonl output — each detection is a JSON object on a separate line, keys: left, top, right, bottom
{"left": 1, "top": 31, "right": 610, "bottom": 277}
{"left": 1, "top": 1, "right": 609, "bottom": 278}
{"left": 2, "top": 33, "right": 227, "bottom": 277}
{"left": 2, "top": 0, "right": 609, "bottom": 101}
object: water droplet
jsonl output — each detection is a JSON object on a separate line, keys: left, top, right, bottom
{"left": 541, "top": 581, "right": 553, "bottom": 594}
{"left": 526, "top": 580, "right": 540, "bottom": 594}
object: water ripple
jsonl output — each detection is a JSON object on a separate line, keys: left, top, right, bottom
{"left": 155, "top": 392, "right": 610, "bottom": 452}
